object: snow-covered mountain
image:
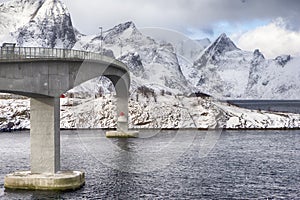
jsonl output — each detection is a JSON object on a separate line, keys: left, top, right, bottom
{"left": 0, "top": 0, "right": 76, "bottom": 48}
{"left": 192, "top": 33, "right": 300, "bottom": 99}
{"left": 140, "top": 28, "right": 211, "bottom": 88}
{"left": 140, "top": 28, "right": 210, "bottom": 63}
{"left": 73, "top": 21, "right": 191, "bottom": 94}
{"left": 191, "top": 33, "right": 252, "bottom": 98}
{"left": 245, "top": 54, "right": 300, "bottom": 99}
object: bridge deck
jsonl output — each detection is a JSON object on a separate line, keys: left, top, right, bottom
{"left": 0, "top": 47, "right": 128, "bottom": 71}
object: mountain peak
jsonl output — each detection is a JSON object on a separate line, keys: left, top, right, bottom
{"left": 211, "top": 33, "right": 240, "bottom": 53}
{"left": 103, "top": 21, "right": 141, "bottom": 43}
{"left": 106, "top": 21, "right": 137, "bottom": 35}
{"left": 194, "top": 33, "right": 239, "bottom": 69}
{"left": 31, "top": 0, "right": 69, "bottom": 20}
{"left": 121, "top": 21, "right": 136, "bottom": 29}
{"left": 275, "top": 54, "right": 291, "bottom": 67}
{"left": 219, "top": 33, "right": 227, "bottom": 39}
{"left": 0, "top": 0, "right": 76, "bottom": 48}
{"left": 202, "top": 33, "right": 240, "bottom": 59}
{"left": 253, "top": 49, "right": 265, "bottom": 59}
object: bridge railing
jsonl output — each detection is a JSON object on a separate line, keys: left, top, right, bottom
{"left": 0, "top": 46, "right": 127, "bottom": 70}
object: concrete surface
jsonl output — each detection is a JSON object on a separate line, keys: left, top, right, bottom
{"left": 4, "top": 171, "right": 85, "bottom": 191}
{"left": 106, "top": 131, "right": 139, "bottom": 138}
{"left": 30, "top": 97, "right": 60, "bottom": 174}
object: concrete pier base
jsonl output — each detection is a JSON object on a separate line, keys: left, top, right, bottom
{"left": 106, "top": 130, "right": 139, "bottom": 138}
{"left": 4, "top": 171, "right": 85, "bottom": 191}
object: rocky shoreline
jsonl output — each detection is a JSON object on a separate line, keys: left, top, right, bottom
{"left": 1, "top": 94, "right": 299, "bottom": 132}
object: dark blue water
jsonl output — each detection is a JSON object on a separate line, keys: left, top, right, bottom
{"left": 226, "top": 100, "right": 300, "bottom": 114}
{"left": 0, "top": 129, "right": 299, "bottom": 199}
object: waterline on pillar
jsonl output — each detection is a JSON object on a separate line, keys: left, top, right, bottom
{"left": 106, "top": 130, "right": 139, "bottom": 138}
{"left": 106, "top": 112, "right": 139, "bottom": 138}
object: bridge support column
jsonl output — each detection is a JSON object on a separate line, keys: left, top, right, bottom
{"left": 30, "top": 97, "right": 60, "bottom": 173}
{"left": 106, "top": 76, "right": 138, "bottom": 138}
{"left": 4, "top": 97, "right": 85, "bottom": 190}
{"left": 116, "top": 95, "right": 129, "bottom": 132}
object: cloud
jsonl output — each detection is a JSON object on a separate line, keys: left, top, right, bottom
{"left": 62, "top": 0, "right": 300, "bottom": 35}
{"left": 237, "top": 18, "right": 300, "bottom": 58}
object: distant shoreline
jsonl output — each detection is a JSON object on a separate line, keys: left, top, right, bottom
{"left": 2, "top": 127, "right": 300, "bottom": 133}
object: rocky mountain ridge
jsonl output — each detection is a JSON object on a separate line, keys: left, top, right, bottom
{"left": 192, "top": 33, "right": 300, "bottom": 99}
{"left": 0, "top": 0, "right": 76, "bottom": 48}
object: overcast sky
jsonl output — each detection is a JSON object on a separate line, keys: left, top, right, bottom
{"left": 1, "top": 0, "right": 300, "bottom": 58}
{"left": 61, "top": 0, "right": 300, "bottom": 33}
{"left": 63, "top": 0, "right": 300, "bottom": 58}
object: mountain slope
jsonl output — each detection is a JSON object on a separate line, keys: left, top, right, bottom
{"left": 192, "top": 34, "right": 300, "bottom": 99}
{"left": 194, "top": 33, "right": 240, "bottom": 69}
{"left": 245, "top": 55, "right": 300, "bottom": 99}
{"left": 73, "top": 21, "right": 191, "bottom": 94}
{"left": 0, "top": 0, "right": 76, "bottom": 48}
{"left": 188, "top": 33, "right": 251, "bottom": 97}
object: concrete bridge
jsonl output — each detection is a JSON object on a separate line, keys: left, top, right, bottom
{"left": 0, "top": 46, "right": 135, "bottom": 190}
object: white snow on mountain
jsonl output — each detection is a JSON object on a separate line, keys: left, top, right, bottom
{"left": 140, "top": 28, "right": 211, "bottom": 88}
{"left": 0, "top": 0, "right": 41, "bottom": 37}
{"left": 140, "top": 28, "right": 210, "bottom": 62}
{"left": 0, "top": 98, "right": 30, "bottom": 130}
{"left": 0, "top": 0, "right": 76, "bottom": 48}
{"left": 193, "top": 33, "right": 300, "bottom": 99}
{"left": 245, "top": 55, "right": 300, "bottom": 99}
{"left": 73, "top": 21, "right": 191, "bottom": 94}
{"left": 1, "top": 95, "right": 299, "bottom": 130}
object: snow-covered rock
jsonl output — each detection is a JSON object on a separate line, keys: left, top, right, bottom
{"left": 216, "top": 101, "right": 300, "bottom": 129}
{"left": 0, "top": 98, "right": 30, "bottom": 130}
{"left": 245, "top": 56, "right": 300, "bottom": 99}
{"left": 194, "top": 33, "right": 240, "bottom": 69}
{"left": 74, "top": 21, "right": 191, "bottom": 94}
{"left": 192, "top": 33, "right": 300, "bottom": 99}
{"left": 191, "top": 34, "right": 252, "bottom": 98}
{"left": 141, "top": 28, "right": 210, "bottom": 64}
{"left": 0, "top": 0, "right": 76, "bottom": 48}
{"left": 1, "top": 95, "right": 300, "bottom": 131}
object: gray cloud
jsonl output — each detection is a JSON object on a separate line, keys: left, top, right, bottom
{"left": 61, "top": 0, "right": 300, "bottom": 35}
{"left": 237, "top": 18, "right": 300, "bottom": 58}
{"left": 0, "top": 0, "right": 299, "bottom": 36}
